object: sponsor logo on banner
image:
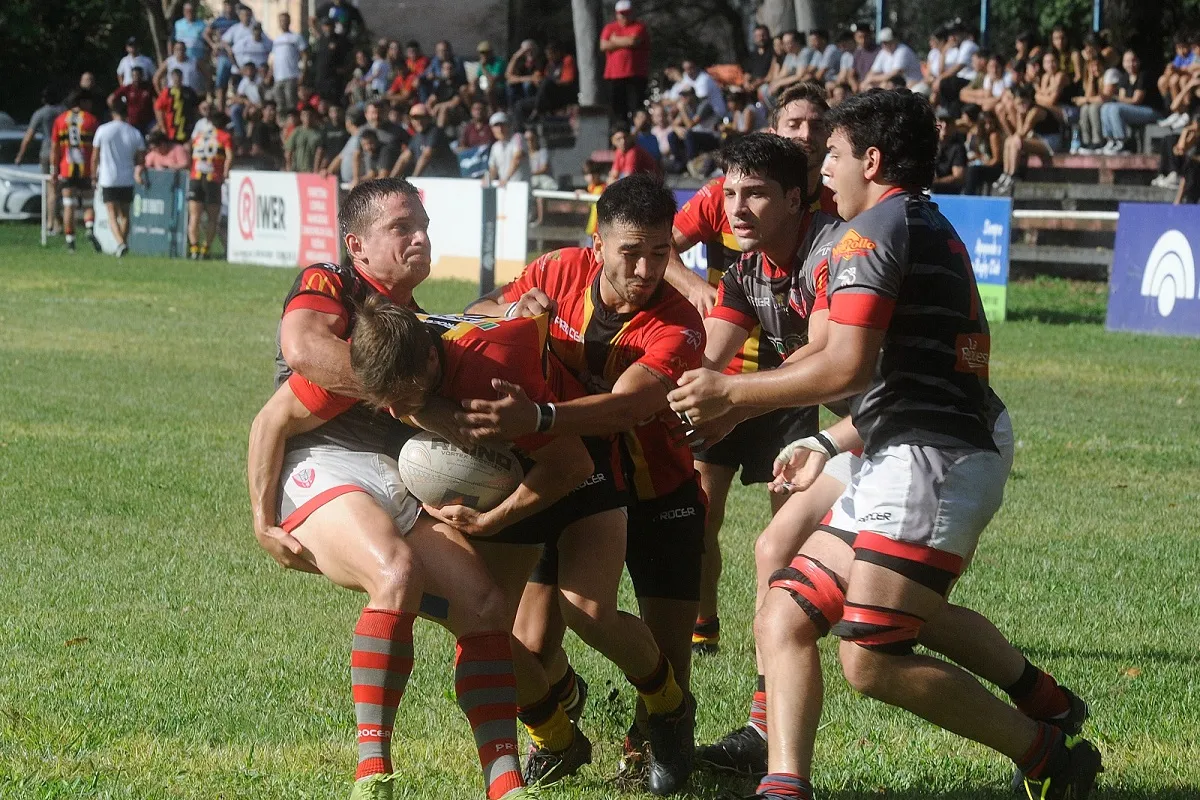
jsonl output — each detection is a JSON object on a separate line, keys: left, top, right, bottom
{"left": 1107, "top": 203, "right": 1200, "bottom": 337}
{"left": 227, "top": 171, "right": 338, "bottom": 267}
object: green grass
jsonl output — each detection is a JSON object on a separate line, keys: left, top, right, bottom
{"left": 0, "top": 224, "right": 1198, "bottom": 799}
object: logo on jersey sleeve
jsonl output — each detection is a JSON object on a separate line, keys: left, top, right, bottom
{"left": 682, "top": 329, "right": 703, "bottom": 349}
{"left": 831, "top": 229, "right": 877, "bottom": 263}
{"left": 954, "top": 334, "right": 990, "bottom": 377}
{"left": 302, "top": 269, "right": 340, "bottom": 299}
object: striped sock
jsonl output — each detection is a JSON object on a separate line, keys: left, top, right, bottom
{"left": 1015, "top": 722, "right": 1067, "bottom": 781}
{"left": 748, "top": 674, "right": 767, "bottom": 738}
{"left": 454, "top": 632, "right": 524, "bottom": 799}
{"left": 627, "top": 654, "right": 684, "bottom": 716}
{"left": 758, "top": 772, "right": 813, "bottom": 799}
{"left": 518, "top": 689, "right": 575, "bottom": 752}
{"left": 692, "top": 615, "right": 720, "bottom": 643}
{"left": 351, "top": 608, "right": 416, "bottom": 780}
{"left": 1004, "top": 659, "right": 1071, "bottom": 720}
{"left": 550, "top": 663, "right": 581, "bottom": 716}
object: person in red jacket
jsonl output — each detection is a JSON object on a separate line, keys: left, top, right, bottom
{"left": 608, "top": 127, "right": 661, "bottom": 182}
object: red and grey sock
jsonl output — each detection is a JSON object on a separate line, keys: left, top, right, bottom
{"left": 351, "top": 608, "right": 416, "bottom": 780}
{"left": 454, "top": 632, "right": 524, "bottom": 799}
{"left": 758, "top": 772, "right": 813, "bottom": 799}
{"left": 748, "top": 674, "right": 768, "bottom": 739}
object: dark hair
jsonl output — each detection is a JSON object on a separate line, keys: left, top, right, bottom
{"left": 770, "top": 81, "right": 829, "bottom": 127}
{"left": 263, "top": 99, "right": 277, "bottom": 109}
{"left": 41, "top": 86, "right": 58, "bottom": 105}
{"left": 824, "top": 89, "right": 937, "bottom": 190}
{"left": 66, "top": 89, "right": 92, "bottom": 109}
{"left": 1083, "top": 32, "right": 1102, "bottom": 49}
{"left": 595, "top": 173, "right": 676, "bottom": 232}
{"left": 341, "top": 177, "right": 421, "bottom": 238}
{"left": 718, "top": 132, "right": 808, "bottom": 194}
{"left": 349, "top": 294, "right": 435, "bottom": 410}
{"left": 405, "top": 40, "right": 421, "bottom": 50}
{"left": 809, "top": 28, "right": 829, "bottom": 41}
{"left": 781, "top": 29, "right": 802, "bottom": 41}
{"left": 147, "top": 130, "right": 166, "bottom": 147}
{"left": 1014, "top": 84, "right": 1035, "bottom": 104}
{"left": 359, "top": 129, "right": 380, "bottom": 146}
{"left": 1015, "top": 30, "right": 1037, "bottom": 47}
{"left": 837, "top": 30, "right": 855, "bottom": 44}
{"left": 108, "top": 95, "right": 127, "bottom": 116}
{"left": 975, "top": 48, "right": 991, "bottom": 60}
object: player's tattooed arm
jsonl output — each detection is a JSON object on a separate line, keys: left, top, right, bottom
{"left": 247, "top": 383, "right": 325, "bottom": 574}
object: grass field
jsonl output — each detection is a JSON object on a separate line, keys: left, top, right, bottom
{"left": 1, "top": 224, "right": 1198, "bottom": 800}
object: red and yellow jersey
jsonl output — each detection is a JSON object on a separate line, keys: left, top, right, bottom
{"left": 155, "top": 87, "right": 194, "bottom": 143}
{"left": 51, "top": 109, "right": 99, "bottom": 180}
{"left": 190, "top": 125, "right": 233, "bottom": 182}
{"left": 502, "top": 247, "right": 705, "bottom": 499}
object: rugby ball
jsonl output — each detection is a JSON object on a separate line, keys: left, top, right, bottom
{"left": 397, "top": 432, "right": 524, "bottom": 511}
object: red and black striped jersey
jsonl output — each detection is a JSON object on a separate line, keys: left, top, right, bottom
{"left": 502, "top": 247, "right": 705, "bottom": 499}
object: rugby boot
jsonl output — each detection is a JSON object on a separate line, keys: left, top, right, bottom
{"left": 645, "top": 693, "right": 695, "bottom": 795}
{"left": 349, "top": 773, "right": 395, "bottom": 800}
{"left": 563, "top": 672, "right": 589, "bottom": 725}
{"left": 691, "top": 616, "right": 721, "bottom": 655}
{"left": 615, "top": 719, "right": 650, "bottom": 787}
{"left": 522, "top": 725, "right": 592, "bottom": 786}
{"left": 87, "top": 228, "right": 102, "bottom": 252}
{"left": 697, "top": 724, "right": 768, "bottom": 775}
{"left": 1013, "top": 687, "right": 1092, "bottom": 791}
{"left": 1022, "top": 736, "right": 1103, "bottom": 799}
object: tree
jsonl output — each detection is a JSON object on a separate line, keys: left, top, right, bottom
{"left": 135, "top": 0, "right": 186, "bottom": 63}
{"left": 571, "top": 0, "right": 602, "bottom": 105}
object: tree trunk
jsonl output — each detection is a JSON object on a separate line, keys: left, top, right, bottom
{"left": 757, "top": 0, "right": 795, "bottom": 34}
{"left": 571, "top": 0, "right": 602, "bottom": 106}
{"left": 139, "top": 0, "right": 186, "bottom": 62}
{"left": 793, "top": 0, "right": 825, "bottom": 34}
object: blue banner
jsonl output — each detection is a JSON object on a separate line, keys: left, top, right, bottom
{"left": 672, "top": 188, "right": 708, "bottom": 275}
{"left": 933, "top": 194, "right": 1012, "bottom": 321}
{"left": 1107, "top": 203, "right": 1200, "bottom": 337}
{"left": 131, "top": 169, "right": 189, "bottom": 257}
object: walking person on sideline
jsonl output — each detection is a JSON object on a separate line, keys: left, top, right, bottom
{"left": 91, "top": 96, "right": 146, "bottom": 258}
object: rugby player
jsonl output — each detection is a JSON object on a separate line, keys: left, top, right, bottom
{"left": 462, "top": 174, "right": 705, "bottom": 795}
{"left": 248, "top": 179, "right": 585, "bottom": 800}
{"left": 187, "top": 106, "right": 234, "bottom": 260}
{"left": 49, "top": 90, "right": 100, "bottom": 252}
{"left": 663, "top": 82, "right": 833, "bottom": 656}
{"left": 669, "top": 90, "right": 1102, "bottom": 799}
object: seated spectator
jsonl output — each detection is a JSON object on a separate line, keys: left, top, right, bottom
{"left": 647, "top": 103, "right": 675, "bottom": 170}
{"left": 724, "top": 87, "right": 764, "bottom": 135}
{"left": 1160, "top": 35, "right": 1200, "bottom": 130}
{"left": 386, "top": 60, "right": 420, "bottom": 105}
{"left": 677, "top": 59, "right": 727, "bottom": 118}
{"left": 143, "top": 130, "right": 190, "bottom": 170}
{"left": 932, "top": 107, "right": 966, "bottom": 193}
{"left": 993, "top": 84, "right": 1061, "bottom": 192}
{"left": 917, "top": 27, "right": 949, "bottom": 96}
{"left": 743, "top": 25, "right": 775, "bottom": 94}
{"left": 805, "top": 29, "right": 841, "bottom": 84}
{"left": 1035, "top": 50, "right": 1071, "bottom": 125}
{"left": 765, "top": 30, "right": 811, "bottom": 98}
{"left": 933, "top": 24, "right": 979, "bottom": 114}
{"left": 1012, "top": 30, "right": 1039, "bottom": 68}
{"left": 536, "top": 41, "right": 578, "bottom": 114}
{"left": 504, "top": 40, "right": 542, "bottom": 109}
{"left": 1074, "top": 54, "right": 1106, "bottom": 152}
{"left": 458, "top": 100, "right": 496, "bottom": 149}
{"left": 425, "top": 40, "right": 467, "bottom": 86}
{"left": 608, "top": 126, "right": 660, "bottom": 182}
{"left": 831, "top": 30, "right": 858, "bottom": 92}
{"left": 324, "top": 106, "right": 363, "bottom": 182}
{"left": 350, "top": 128, "right": 387, "bottom": 184}
{"left": 111, "top": 66, "right": 157, "bottom": 134}
{"left": 862, "top": 28, "right": 923, "bottom": 90}
{"left": 344, "top": 48, "right": 374, "bottom": 108}
{"left": 426, "top": 59, "right": 467, "bottom": 129}
{"left": 525, "top": 129, "right": 556, "bottom": 190}
{"left": 962, "top": 106, "right": 1003, "bottom": 194}
{"left": 1171, "top": 115, "right": 1200, "bottom": 202}
{"left": 391, "top": 103, "right": 459, "bottom": 177}
{"left": 286, "top": 105, "right": 324, "bottom": 172}
{"left": 476, "top": 40, "right": 506, "bottom": 86}
{"left": 960, "top": 52, "right": 1007, "bottom": 112}
{"left": 1100, "top": 49, "right": 1158, "bottom": 153}
{"left": 630, "top": 108, "right": 661, "bottom": 161}
{"left": 667, "top": 86, "right": 721, "bottom": 173}
{"left": 404, "top": 41, "right": 431, "bottom": 86}
{"left": 486, "top": 112, "right": 528, "bottom": 186}
{"left": 1048, "top": 25, "right": 1082, "bottom": 83}
{"left": 852, "top": 23, "right": 879, "bottom": 85}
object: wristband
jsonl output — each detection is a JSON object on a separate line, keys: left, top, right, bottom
{"left": 534, "top": 402, "right": 556, "bottom": 433}
{"left": 813, "top": 430, "right": 841, "bottom": 458}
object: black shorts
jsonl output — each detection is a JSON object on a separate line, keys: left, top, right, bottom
{"left": 487, "top": 437, "right": 629, "bottom": 546}
{"left": 188, "top": 178, "right": 223, "bottom": 207}
{"left": 692, "top": 405, "right": 818, "bottom": 485}
{"left": 531, "top": 476, "right": 708, "bottom": 602}
{"left": 101, "top": 186, "right": 134, "bottom": 205}
{"left": 59, "top": 177, "right": 92, "bottom": 193}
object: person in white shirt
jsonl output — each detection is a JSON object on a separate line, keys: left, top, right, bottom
{"left": 269, "top": 12, "right": 307, "bottom": 112}
{"left": 155, "top": 40, "right": 203, "bottom": 94}
{"left": 933, "top": 23, "right": 979, "bottom": 111}
{"left": 863, "top": 28, "right": 924, "bottom": 88}
{"left": 805, "top": 29, "right": 841, "bottom": 83}
{"left": 680, "top": 60, "right": 727, "bottom": 119}
{"left": 231, "top": 22, "right": 273, "bottom": 71}
{"left": 231, "top": 62, "right": 264, "bottom": 139}
{"left": 486, "top": 112, "right": 529, "bottom": 185}
{"left": 117, "top": 38, "right": 157, "bottom": 87}
{"left": 90, "top": 97, "right": 146, "bottom": 257}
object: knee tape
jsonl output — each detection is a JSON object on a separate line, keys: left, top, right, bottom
{"left": 61, "top": 196, "right": 77, "bottom": 208}
{"left": 768, "top": 555, "right": 846, "bottom": 635}
{"left": 831, "top": 601, "right": 924, "bottom": 655}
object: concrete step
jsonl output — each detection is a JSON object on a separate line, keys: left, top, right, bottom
{"left": 1011, "top": 182, "right": 1175, "bottom": 203}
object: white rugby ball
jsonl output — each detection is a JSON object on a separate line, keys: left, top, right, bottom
{"left": 398, "top": 432, "right": 524, "bottom": 511}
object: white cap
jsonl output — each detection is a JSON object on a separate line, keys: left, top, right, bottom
{"left": 489, "top": 111, "right": 509, "bottom": 126}
{"left": 615, "top": 0, "right": 632, "bottom": 12}
{"left": 878, "top": 27, "right": 896, "bottom": 43}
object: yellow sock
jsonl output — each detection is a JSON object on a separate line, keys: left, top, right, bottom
{"left": 523, "top": 701, "right": 574, "bottom": 752}
{"left": 629, "top": 656, "right": 684, "bottom": 716}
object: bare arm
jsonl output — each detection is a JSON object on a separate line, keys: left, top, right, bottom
{"left": 279, "top": 309, "right": 365, "bottom": 398}
{"left": 664, "top": 226, "right": 718, "bottom": 315}
{"left": 702, "top": 316, "right": 749, "bottom": 371}
{"left": 14, "top": 124, "right": 36, "bottom": 165}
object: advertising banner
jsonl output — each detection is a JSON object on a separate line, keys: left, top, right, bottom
{"left": 933, "top": 194, "right": 1012, "bottom": 322}
{"left": 1106, "top": 203, "right": 1200, "bottom": 337}
{"left": 671, "top": 188, "right": 708, "bottom": 276}
{"left": 130, "top": 169, "right": 188, "bottom": 257}
{"left": 226, "top": 170, "right": 339, "bottom": 267}
{"left": 411, "top": 178, "right": 529, "bottom": 285}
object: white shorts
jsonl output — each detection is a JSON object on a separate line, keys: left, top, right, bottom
{"left": 820, "top": 450, "right": 862, "bottom": 486}
{"left": 824, "top": 411, "right": 1014, "bottom": 592}
{"left": 278, "top": 445, "right": 420, "bottom": 535}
